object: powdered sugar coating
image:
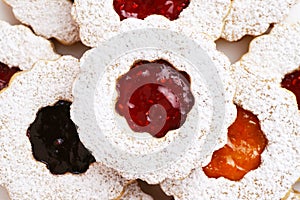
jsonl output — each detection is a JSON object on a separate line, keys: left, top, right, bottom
{"left": 71, "top": 30, "right": 236, "bottom": 183}
{"left": 161, "top": 63, "right": 299, "bottom": 200}
{"left": 238, "top": 21, "right": 300, "bottom": 84}
{"left": 221, "top": 0, "right": 297, "bottom": 41}
{"left": 119, "top": 181, "right": 153, "bottom": 200}
{"left": 3, "top": 0, "right": 80, "bottom": 45}
{"left": 160, "top": 22, "right": 300, "bottom": 200}
{"left": 0, "top": 56, "right": 127, "bottom": 200}
{"left": 231, "top": 27, "right": 300, "bottom": 178}
{"left": 72, "top": 0, "right": 231, "bottom": 47}
{"left": 0, "top": 20, "right": 59, "bottom": 70}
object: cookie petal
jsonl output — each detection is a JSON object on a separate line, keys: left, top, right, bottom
{"left": 4, "top": 0, "right": 80, "bottom": 44}
{"left": 0, "top": 20, "right": 59, "bottom": 70}
{"left": 238, "top": 21, "right": 300, "bottom": 84}
{"left": 221, "top": 0, "right": 297, "bottom": 41}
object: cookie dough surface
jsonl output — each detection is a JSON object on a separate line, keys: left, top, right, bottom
{"left": 221, "top": 0, "right": 297, "bottom": 41}
{"left": 237, "top": 21, "right": 300, "bottom": 83}
{"left": 4, "top": 0, "right": 80, "bottom": 44}
{"left": 0, "top": 20, "right": 59, "bottom": 70}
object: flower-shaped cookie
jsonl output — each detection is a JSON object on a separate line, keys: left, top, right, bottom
{"left": 3, "top": 0, "right": 80, "bottom": 44}
{"left": 0, "top": 56, "right": 132, "bottom": 199}
{"left": 221, "top": 0, "right": 297, "bottom": 41}
{"left": 72, "top": 0, "right": 231, "bottom": 46}
{"left": 71, "top": 28, "right": 237, "bottom": 184}
{"left": 160, "top": 22, "right": 300, "bottom": 199}
{"left": 0, "top": 20, "right": 59, "bottom": 70}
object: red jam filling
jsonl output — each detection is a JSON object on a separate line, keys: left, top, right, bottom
{"left": 203, "top": 106, "right": 268, "bottom": 181}
{"left": 115, "top": 59, "right": 194, "bottom": 138}
{"left": 113, "top": 0, "right": 190, "bottom": 21}
{"left": 0, "top": 62, "right": 20, "bottom": 91}
{"left": 281, "top": 69, "right": 300, "bottom": 109}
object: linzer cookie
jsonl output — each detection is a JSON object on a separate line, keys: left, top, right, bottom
{"left": 160, "top": 22, "right": 300, "bottom": 200}
{"left": 71, "top": 32, "right": 236, "bottom": 183}
{"left": 3, "top": 0, "right": 80, "bottom": 44}
{"left": 0, "top": 56, "right": 128, "bottom": 199}
{"left": 160, "top": 62, "right": 299, "bottom": 200}
{"left": 72, "top": 0, "right": 231, "bottom": 46}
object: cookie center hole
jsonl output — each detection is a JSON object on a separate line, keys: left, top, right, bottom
{"left": 115, "top": 59, "right": 195, "bottom": 138}
{"left": 27, "top": 100, "right": 95, "bottom": 175}
{"left": 203, "top": 105, "right": 268, "bottom": 181}
{"left": 113, "top": 0, "right": 190, "bottom": 21}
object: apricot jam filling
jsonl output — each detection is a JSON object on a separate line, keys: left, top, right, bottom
{"left": 115, "top": 59, "right": 195, "bottom": 138}
{"left": 0, "top": 62, "right": 20, "bottom": 91}
{"left": 203, "top": 106, "right": 268, "bottom": 181}
{"left": 281, "top": 69, "right": 300, "bottom": 109}
{"left": 113, "top": 0, "right": 190, "bottom": 21}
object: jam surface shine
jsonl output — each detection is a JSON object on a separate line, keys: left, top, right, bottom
{"left": 203, "top": 106, "right": 268, "bottom": 181}
{"left": 27, "top": 100, "right": 95, "bottom": 174}
{"left": 115, "top": 59, "right": 194, "bottom": 138}
{"left": 113, "top": 0, "right": 190, "bottom": 21}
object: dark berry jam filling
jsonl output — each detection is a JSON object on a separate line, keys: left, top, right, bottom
{"left": 113, "top": 0, "right": 190, "bottom": 21}
{"left": 281, "top": 69, "right": 300, "bottom": 109}
{"left": 0, "top": 62, "right": 20, "bottom": 91}
{"left": 115, "top": 59, "right": 194, "bottom": 138}
{"left": 27, "top": 100, "right": 95, "bottom": 175}
{"left": 203, "top": 106, "right": 268, "bottom": 181}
